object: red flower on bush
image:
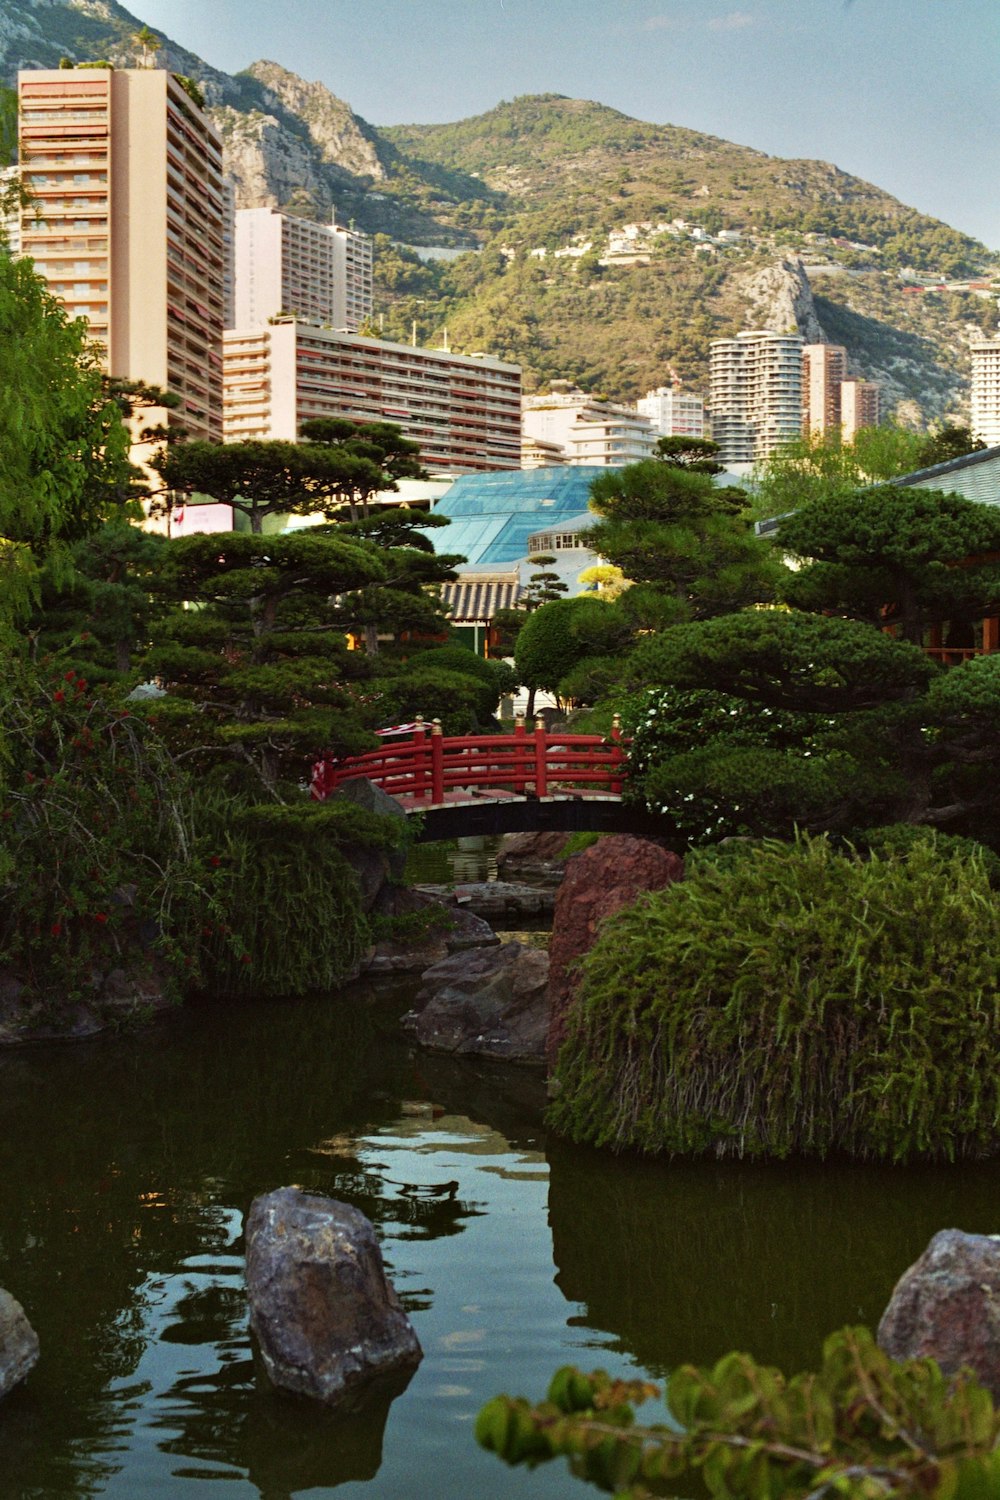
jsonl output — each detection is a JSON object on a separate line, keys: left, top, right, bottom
{"left": 50, "top": 923, "right": 62, "bottom": 937}
{"left": 209, "top": 856, "right": 221, "bottom": 867}
{"left": 53, "top": 691, "right": 65, "bottom": 702}
{"left": 93, "top": 912, "right": 108, "bottom": 924}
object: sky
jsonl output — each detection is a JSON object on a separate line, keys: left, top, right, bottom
{"left": 132, "top": 0, "right": 1000, "bottom": 249}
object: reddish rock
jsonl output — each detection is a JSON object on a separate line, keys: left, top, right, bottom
{"left": 547, "top": 835, "right": 684, "bottom": 1065}
{"left": 877, "top": 1229, "right": 1000, "bottom": 1396}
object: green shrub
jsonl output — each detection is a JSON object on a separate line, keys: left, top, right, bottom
{"left": 0, "top": 655, "right": 221, "bottom": 1009}
{"left": 550, "top": 833, "right": 1000, "bottom": 1161}
{"left": 478, "top": 1326, "right": 1000, "bottom": 1499}
{"left": 193, "top": 798, "right": 390, "bottom": 999}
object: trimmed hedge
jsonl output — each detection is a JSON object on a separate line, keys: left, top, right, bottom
{"left": 550, "top": 833, "right": 1000, "bottom": 1161}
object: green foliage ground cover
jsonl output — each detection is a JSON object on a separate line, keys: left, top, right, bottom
{"left": 551, "top": 834, "right": 1000, "bottom": 1162}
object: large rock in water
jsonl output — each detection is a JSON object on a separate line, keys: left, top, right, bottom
{"left": 245, "top": 1188, "right": 422, "bottom": 1408}
{"left": 403, "top": 941, "right": 549, "bottom": 1063}
{"left": 877, "top": 1229, "right": 1000, "bottom": 1396}
{"left": 548, "top": 835, "right": 684, "bottom": 1065}
{"left": 0, "top": 1289, "right": 39, "bottom": 1398}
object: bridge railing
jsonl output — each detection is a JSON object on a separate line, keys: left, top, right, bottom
{"left": 311, "top": 714, "right": 629, "bottom": 805}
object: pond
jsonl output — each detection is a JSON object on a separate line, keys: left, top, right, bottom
{"left": 3, "top": 983, "right": 1000, "bottom": 1498}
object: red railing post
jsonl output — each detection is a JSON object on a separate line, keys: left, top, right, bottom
{"left": 431, "top": 718, "right": 444, "bottom": 804}
{"left": 609, "top": 712, "right": 625, "bottom": 795}
{"left": 513, "top": 712, "right": 527, "bottom": 795}
{"left": 410, "top": 715, "right": 427, "bottom": 800}
{"left": 534, "top": 715, "right": 548, "bottom": 797}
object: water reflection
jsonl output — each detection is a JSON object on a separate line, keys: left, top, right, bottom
{"left": 547, "top": 1141, "right": 1000, "bottom": 1376}
{"left": 7, "top": 985, "right": 1000, "bottom": 1497}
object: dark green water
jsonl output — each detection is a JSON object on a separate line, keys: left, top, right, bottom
{"left": 3, "top": 985, "right": 1000, "bottom": 1499}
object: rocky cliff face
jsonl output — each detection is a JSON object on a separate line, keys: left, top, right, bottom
{"left": 733, "top": 259, "right": 826, "bottom": 345}
{"left": 243, "top": 61, "right": 385, "bottom": 181}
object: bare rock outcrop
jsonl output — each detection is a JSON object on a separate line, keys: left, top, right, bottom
{"left": 245, "top": 1188, "right": 421, "bottom": 1408}
{"left": 548, "top": 836, "right": 684, "bottom": 1064}
{"left": 733, "top": 257, "right": 825, "bottom": 344}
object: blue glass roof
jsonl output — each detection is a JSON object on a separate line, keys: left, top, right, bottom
{"left": 424, "top": 467, "right": 606, "bottom": 566}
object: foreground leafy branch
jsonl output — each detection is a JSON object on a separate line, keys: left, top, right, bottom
{"left": 477, "top": 1327, "right": 1000, "bottom": 1498}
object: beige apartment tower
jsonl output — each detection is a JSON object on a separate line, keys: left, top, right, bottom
{"left": 802, "top": 344, "right": 847, "bottom": 433}
{"left": 802, "top": 343, "right": 880, "bottom": 441}
{"left": 18, "top": 67, "right": 225, "bottom": 442}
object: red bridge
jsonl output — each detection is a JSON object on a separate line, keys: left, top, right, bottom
{"left": 311, "top": 714, "right": 663, "bottom": 840}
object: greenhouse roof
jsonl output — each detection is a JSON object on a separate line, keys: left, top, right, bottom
{"left": 425, "top": 467, "right": 605, "bottom": 566}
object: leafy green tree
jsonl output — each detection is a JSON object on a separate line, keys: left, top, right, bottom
{"left": 151, "top": 439, "right": 382, "bottom": 535}
{"left": 777, "top": 485, "right": 1000, "bottom": 645}
{"left": 0, "top": 256, "right": 134, "bottom": 627}
{"left": 621, "top": 609, "right": 932, "bottom": 841}
{"left": 520, "top": 553, "right": 569, "bottom": 609}
{"left": 750, "top": 425, "right": 925, "bottom": 519}
{"left": 299, "top": 418, "right": 426, "bottom": 519}
{"left": 653, "top": 433, "right": 724, "bottom": 473}
{"left": 144, "top": 531, "right": 389, "bottom": 797}
{"left": 25, "top": 522, "right": 169, "bottom": 681}
{"left": 515, "top": 595, "right": 631, "bottom": 713}
{"left": 915, "top": 423, "right": 987, "bottom": 469}
{"left": 586, "top": 459, "right": 781, "bottom": 630}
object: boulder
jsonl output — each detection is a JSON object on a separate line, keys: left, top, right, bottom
{"left": 496, "top": 831, "right": 573, "bottom": 885}
{"left": 364, "top": 887, "right": 499, "bottom": 975}
{"left": 0, "top": 1289, "right": 39, "bottom": 1398}
{"left": 334, "top": 777, "right": 410, "bottom": 888}
{"left": 403, "top": 942, "right": 549, "bottom": 1063}
{"left": 877, "top": 1229, "right": 1000, "bottom": 1396}
{"left": 245, "top": 1187, "right": 421, "bottom": 1408}
{"left": 548, "top": 835, "right": 684, "bottom": 1064}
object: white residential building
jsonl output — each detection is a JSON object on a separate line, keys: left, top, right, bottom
{"left": 223, "top": 318, "right": 521, "bottom": 474}
{"left": 971, "top": 337, "right": 1000, "bottom": 449}
{"left": 232, "top": 206, "right": 373, "bottom": 332}
{"left": 709, "top": 331, "right": 804, "bottom": 466}
{"left": 636, "top": 386, "right": 705, "bottom": 438}
{"left": 522, "top": 387, "right": 657, "bottom": 467}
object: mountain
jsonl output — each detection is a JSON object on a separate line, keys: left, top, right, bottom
{"left": 2, "top": 0, "right": 995, "bottom": 423}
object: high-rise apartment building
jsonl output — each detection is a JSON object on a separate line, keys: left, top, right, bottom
{"left": 17, "top": 67, "right": 225, "bottom": 443}
{"left": 636, "top": 386, "right": 705, "bottom": 438}
{"left": 839, "top": 377, "right": 880, "bottom": 440}
{"left": 223, "top": 318, "right": 521, "bottom": 474}
{"left": 709, "top": 331, "right": 804, "bottom": 466}
{"left": 233, "top": 206, "right": 373, "bottom": 332}
{"left": 802, "top": 343, "right": 847, "bottom": 434}
{"left": 802, "top": 343, "right": 880, "bottom": 441}
{"left": 970, "top": 337, "right": 1000, "bottom": 449}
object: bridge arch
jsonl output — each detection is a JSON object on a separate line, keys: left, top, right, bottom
{"left": 312, "top": 714, "right": 670, "bottom": 841}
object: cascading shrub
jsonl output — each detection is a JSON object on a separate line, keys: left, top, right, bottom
{"left": 550, "top": 832, "right": 1000, "bottom": 1161}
